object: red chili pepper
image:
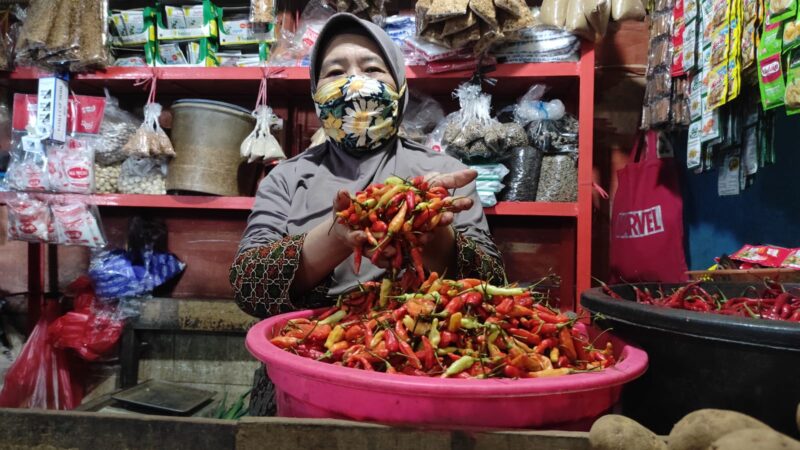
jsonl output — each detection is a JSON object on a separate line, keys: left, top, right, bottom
{"left": 790, "top": 309, "right": 800, "bottom": 322}
{"left": 558, "top": 327, "right": 577, "bottom": 361}
{"left": 557, "top": 355, "right": 569, "bottom": 368}
{"left": 412, "top": 208, "right": 431, "bottom": 229}
{"left": 419, "top": 336, "right": 435, "bottom": 370}
{"left": 384, "top": 329, "right": 399, "bottom": 352}
{"left": 445, "top": 295, "right": 466, "bottom": 315}
{"left": 503, "top": 364, "right": 523, "bottom": 378}
{"left": 392, "top": 305, "right": 407, "bottom": 321}
{"left": 395, "top": 320, "right": 409, "bottom": 341}
{"left": 495, "top": 297, "right": 514, "bottom": 315}
{"left": 464, "top": 292, "right": 483, "bottom": 306}
{"left": 398, "top": 339, "right": 422, "bottom": 369}
{"left": 509, "top": 328, "right": 541, "bottom": 346}
{"left": 393, "top": 240, "right": 403, "bottom": 270}
{"left": 535, "top": 338, "right": 557, "bottom": 354}
{"left": 439, "top": 330, "right": 454, "bottom": 347}
{"left": 316, "top": 306, "right": 339, "bottom": 321}
{"left": 410, "top": 246, "right": 425, "bottom": 284}
{"left": 405, "top": 190, "right": 416, "bottom": 211}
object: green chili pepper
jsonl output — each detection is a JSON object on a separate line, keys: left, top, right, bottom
{"left": 436, "top": 347, "right": 458, "bottom": 356}
{"left": 324, "top": 325, "right": 344, "bottom": 350}
{"left": 442, "top": 355, "right": 475, "bottom": 378}
{"left": 384, "top": 176, "right": 406, "bottom": 186}
{"left": 460, "top": 316, "right": 480, "bottom": 329}
{"left": 379, "top": 278, "right": 392, "bottom": 308}
{"left": 318, "top": 309, "right": 346, "bottom": 326}
{"left": 428, "top": 318, "right": 440, "bottom": 348}
{"left": 466, "top": 285, "right": 528, "bottom": 297}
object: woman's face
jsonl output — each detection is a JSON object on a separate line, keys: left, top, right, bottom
{"left": 317, "top": 33, "right": 396, "bottom": 90}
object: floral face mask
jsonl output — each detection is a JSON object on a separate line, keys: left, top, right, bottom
{"left": 313, "top": 75, "right": 406, "bottom": 153}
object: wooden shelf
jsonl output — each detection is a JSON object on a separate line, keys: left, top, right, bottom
{"left": 0, "top": 192, "right": 577, "bottom": 216}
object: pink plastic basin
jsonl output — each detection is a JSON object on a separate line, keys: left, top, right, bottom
{"left": 246, "top": 309, "right": 648, "bottom": 430}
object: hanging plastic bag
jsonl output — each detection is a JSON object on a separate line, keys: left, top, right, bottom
{"left": 118, "top": 157, "right": 167, "bottom": 195}
{"left": 0, "top": 301, "right": 83, "bottom": 410}
{"left": 611, "top": 0, "right": 646, "bottom": 20}
{"left": 268, "top": 0, "right": 335, "bottom": 67}
{"left": 251, "top": 0, "right": 276, "bottom": 23}
{"left": 96, "top": 89, "right": 139, "bottom": 166}
{"left": 6, "top": 134, "right": 49, "bottom": 192}
{"left": 399, "top": 91, "right": 445, "bottom": 144}
{"left": 50, "top": 199, "right": 107, "bottom": 248}
{"left": 540, "top": 0, "right": 570, "bottom": 27}
{"left": 5, "top": 193, "right": 51, "bottom": 243}
{"left": 240, "top": 78, "right": 286, "bottom": 164}
{"left": 122, "top": 103, "right": 175, "bottom": 158}
{"left": 47, "top": 137, "right": 95, "bottom": 194}
{"left": 442, "top": 83, "right": 505, "bottom": 162}
{"left": 48, "top": 276, "right": 135, "bottom": 361}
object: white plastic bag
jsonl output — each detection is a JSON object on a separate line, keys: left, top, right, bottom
{"left": 51, "top": 200, "right": 107, "bottom": 248}
{"left": 5, "top": 193, "right": 51, "bottom": 243}
{"left": 240, "top": 105, "right": 285, "bottom": 164}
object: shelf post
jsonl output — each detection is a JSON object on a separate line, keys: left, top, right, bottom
{"left": 575, "top": 42, "right": 596, "bottom": 311}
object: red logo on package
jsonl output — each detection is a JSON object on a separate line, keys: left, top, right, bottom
{"left": 20, "top": 223, "right": 37, "bottom": 234}
{"left": 66, "top": 229, "right": 83, "bottom": 239}
{"left": 68, "top": 167, "right": 89, "bottom": 179}
{"left": 760, "top": 55, "right": 782, "bottom": 82}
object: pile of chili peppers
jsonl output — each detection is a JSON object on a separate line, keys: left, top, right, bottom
{"left": 603, "top": 280, "right": 800, "bottom": 322}
{"left": 272, "top": 273, "right": 616, "bottom": 378}
{"left": 335, "top": 175, "right": 450, "bottom": 280}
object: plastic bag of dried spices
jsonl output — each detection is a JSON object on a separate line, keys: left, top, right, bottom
{"left": 536, "top": 149, "right": 578, "bottom": 202}
{"left": 611, "top": 0, "right": 646, "bottom": 20}
{"left": 540, "top": 0, "right": 569, "bottom": 27}
{"left": 565, "top": 0, "right": 593, "bottom": 40}
{"left": 442, "top": 83, "right": 505, "bottom": 162}
{"left": 70, "top": 0, "right": 109, "bottom": 71}
{"left": 426, "top": 0, "right": 471, "bottom": 23}
{"left": 584, "top": 0, "right": 611, "bottom": 40}
{"left": 469, "top": 0, "right": 498, "bottom": 27}
{"left": 122, "top": 103, "right": 175, "bottom": 158}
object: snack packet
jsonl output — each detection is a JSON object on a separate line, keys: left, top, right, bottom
{"left": 781, "top": 248, "right": 800, "bottom": 268}
{"left": 784, "top": 48, "right": 800, "bottom": 113}
{"left": 51, "top": 200, "right": 107, "bottom": 248}
{"left": 5, "top": 193, "right": 51, "bottom": 243}
{"left": 757, "top": 21, "right": 786, "bottom": 109}
{"left": 769, "top": 0, "right": 796, "bottom": 22}
{"left": 730, "top": 244, "right": 790, "bottom": 267}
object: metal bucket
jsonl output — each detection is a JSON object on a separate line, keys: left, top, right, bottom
{"left": 167, "top": 99, "right": 257, "bottom": 196}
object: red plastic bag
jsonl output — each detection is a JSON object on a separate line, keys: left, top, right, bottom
{"left": 0, "top": 302, "right": 83, "bottom": 409}
{"left": 610, "top": 131, "right": 688, "bottom": 283}
{"left": 48, "top": 276, "right": 125, "bottom": 361}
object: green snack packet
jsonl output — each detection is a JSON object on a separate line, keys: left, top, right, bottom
{"left": 783, "top": 7, "right": 800, "bottom": 52}
{"left": 757, "top": 21, "right": 787, "bottom": 109}
{"left": 784, "top": 49, "right": 800, "bottom": 113}
{"left": 769, "top": 0, "right": 797, "bottom": 23}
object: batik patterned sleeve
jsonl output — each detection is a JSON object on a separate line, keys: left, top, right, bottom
{"left": 454, "top": 229, "right": 506, "bottom": 284}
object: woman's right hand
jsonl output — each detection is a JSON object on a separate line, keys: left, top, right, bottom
{"left": 331, "top": 190, "right": 367, "bottom": 250}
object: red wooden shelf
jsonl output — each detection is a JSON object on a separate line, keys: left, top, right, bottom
{"left": 9, "top": 62, "right": 579, "bottom": 83}
{"left": 0, "top": 191, "right": 576, "bottom": 216}
{"left": 483, "top": 201, "right": 578, "bottom": 217}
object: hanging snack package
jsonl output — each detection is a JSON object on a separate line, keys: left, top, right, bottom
{"left": 251, "top": 0, "right": 276, "bottom": 23}
{"left": 769, "top": 0, "right": 796, "bottom": 21}
{"left": 47, "top": 138, "right": 95, "bottom": 194}
{"left": 6, "top": 135, "right": 49, "bottom": 192}
{"left": 784, "top": 48, "right": 800, "bottom": 112}
{"left": 51, "top": 200, "right": 106, "bottom": 248}
{"left": 122, "top": 103, "right": 175, "bottom": 158}
{"left": 783, "top": 8, "right": 800, "bottom": 52}
{"left": 540, "top": 0, "right": 570, "bottom": 26}
{"left": 240, "top": 105, "right": 286, "bottom": 164}
{"left": 96, "top": 90, "right": 139, "bottom": 166}
{"left": 6, "top": 193, "right": 51, "bottom": 243}
{"left": 118, "top": 157, "right": 167, "bottom": 195}
{"left": 757, "top": 21, "right": 786, "bottom": 109}
{"left": 611, "top": 0, "right": 646, "bottom": 20}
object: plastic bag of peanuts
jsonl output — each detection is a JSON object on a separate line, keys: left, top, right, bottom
{"left": 118, "top": 157, "right": 167, "bottom": 195}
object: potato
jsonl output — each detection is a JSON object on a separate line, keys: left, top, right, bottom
{"left": 589, "top": 414, "right": 667, "bottom": 450}
{"left": 668, "top": 409, "right": 772, "bottom": 450}
{"left": 708, "top": 428, "right": 800, "bottom": 450}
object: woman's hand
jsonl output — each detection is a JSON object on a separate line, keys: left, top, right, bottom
{"left": 331, "top": 190, "right": 367, "bottom": 249}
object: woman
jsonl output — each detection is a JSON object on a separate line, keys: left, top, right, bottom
{"left": 230, "top": 13, "right": 505, "bottom": 415}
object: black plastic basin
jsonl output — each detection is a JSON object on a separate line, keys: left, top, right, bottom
{"left": 581, "top": 283, "right": 800, "bottom": 437}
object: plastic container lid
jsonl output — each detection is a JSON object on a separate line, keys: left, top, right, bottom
{"left": 172, "top": 99, "right": 251, "bottom": 115}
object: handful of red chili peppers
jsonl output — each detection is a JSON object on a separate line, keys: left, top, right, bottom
{"left": 335, "top": 175, "right": 450, "bottom": 281}
{"left": 272, "top": 273, "right": 615, "bottom": 378}
{"left": 603, "top": 280, "right": 800, "bottom": 322}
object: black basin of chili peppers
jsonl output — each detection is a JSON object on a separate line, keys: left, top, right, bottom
{"left": 581, "top": 283, "right": 800, "bottom": 438}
